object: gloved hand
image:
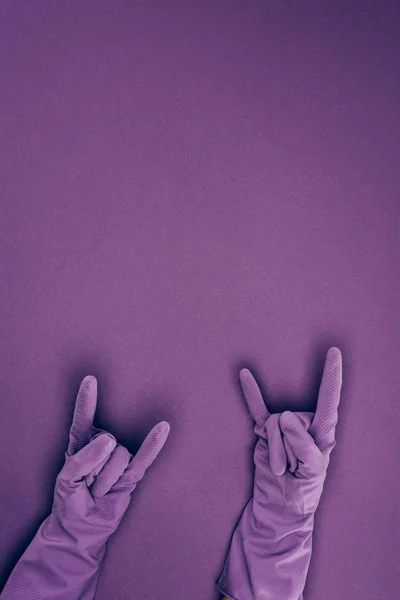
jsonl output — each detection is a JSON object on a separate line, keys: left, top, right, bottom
{"left": 1, "top": 375, "right": 170, "bottom": 600}
{"left": 218, "top": 347, "right": 343, "bottom": 600}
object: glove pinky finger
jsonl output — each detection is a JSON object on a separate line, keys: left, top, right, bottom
{"left": 115, "top": 421, "right": 170, "bottom": 490}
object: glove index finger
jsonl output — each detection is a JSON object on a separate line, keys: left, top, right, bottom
{"left": 309, "top": 347, "right": 343, "bottom": 453}
{"left": 67, "top": 375, "right": 98, "bottom": 456}
{"left": 239, "top": 369, "right": 270, "bottom": 428}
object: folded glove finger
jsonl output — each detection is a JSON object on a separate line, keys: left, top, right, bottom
{"left": 309, "top": 347, "right": 342, "bottom": 454}
{"left": 85, "top": 427, "right": 114, "bottom": 487}
{"left": 280, "top": 411, "right": 325, "bottom": 478}
{"left": 239, "top": 369, "right": 270, "bottom": 429}
{"left": 91, "top": 444, "right": 132, "bottom": 498}
{"left": 61, "top": 433, "right": 117, "bottom": 483}
{"left": 283, "top": 412, "right": 314, "bottom": 473}
{"left": 266, "top": 414, "right": 287, "bottom": 476}
{"left": 84, "top": 431, "right": 115, "bottom": 486}
{"left": 295, "top": 411, "right": 314, "bottom": 431}
{"left": 113, "top": 421, "right": 170, "bottom": 491}
{"left": 85, "top": 453, "right": 110, "bottom": 487}
{"left": 282, "top": 426, "right": 298, "bottom": 473}
{"left": 67, "top": 375, "right": 98, "bottom": 456}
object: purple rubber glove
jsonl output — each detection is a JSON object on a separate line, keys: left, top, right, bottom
{"left": 1, "top": 376, "right": 170, "bottom": 600}
{"left": 218, "top": 347, "right": 343, "bottom": 600}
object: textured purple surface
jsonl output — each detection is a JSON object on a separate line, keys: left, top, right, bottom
{"left": 0, "top": 2, "right": 399, "bottom": 599}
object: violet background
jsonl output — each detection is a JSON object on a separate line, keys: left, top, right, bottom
{"left": 1, "top": 1, "right": 399, "bottom": 599}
